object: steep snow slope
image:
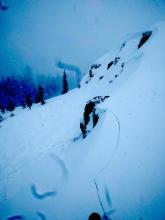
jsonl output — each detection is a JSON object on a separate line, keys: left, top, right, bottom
{"left": 0, "top": 22, "right": 165, "bottom": 220}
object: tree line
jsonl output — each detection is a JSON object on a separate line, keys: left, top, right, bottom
{"left": 0, "top": 69, "right": 69, "bottom": 114}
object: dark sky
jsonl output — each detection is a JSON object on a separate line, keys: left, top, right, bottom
{"left": 0, "top": 0, "right": 165, "bottom": 76}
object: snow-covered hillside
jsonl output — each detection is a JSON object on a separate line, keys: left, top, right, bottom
{"left": 1, "top": 22, "right": 165, "bottom": 220}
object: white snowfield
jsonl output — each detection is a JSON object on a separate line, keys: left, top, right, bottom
{"left": 0, "top": 22, "right": 165, "bottom": 220}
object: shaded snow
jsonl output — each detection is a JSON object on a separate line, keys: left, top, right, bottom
{"left": 0, "top": 22, "right": 165, "bottom": 220}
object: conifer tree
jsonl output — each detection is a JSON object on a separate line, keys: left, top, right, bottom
{"left": 62, "top": 70, "right": 68, "bottom": 94}
{"left": 0, "top": 104, "right": 5, "bottom": 113}
{"left": 35, "top": 85, "right": 45, "bottom": 105}
{"left": 26, "top": 95, "right": 32, "bottom": 109}
{"left": 8, "top": 100, "right": 15, "bottom": 112}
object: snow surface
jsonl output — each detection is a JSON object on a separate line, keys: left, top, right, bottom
{"left": 0, "top": 22, "right": 165, "bottom": 220}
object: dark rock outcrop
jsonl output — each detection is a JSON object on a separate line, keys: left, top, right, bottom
{"left": 107, "top": 61, "right": 113, "bottom": 70}
{"left": 107, "top": 57, "right": 120, "bottom": 69}
{"left": 80, "top": 96, "right": 109, "bottom": 138}
{"left": 138, "top": 31, "right": 152, "bottom": 49}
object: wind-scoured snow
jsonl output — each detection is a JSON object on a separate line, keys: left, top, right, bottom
{"left": 0, "top": 22, "right": 165, "bottom": 220}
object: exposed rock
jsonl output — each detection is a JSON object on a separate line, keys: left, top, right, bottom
{"left": 138, "top": 31, "right": 152, "bottom": 49}
{"left": 107, "top": 61, "right": 113, "bottom": 70}
{"left": 107, "top": 57, "right": 120, "bottom": 69}
{"left": 80, "top": 96, "right": 109, "bottom": 138}
{"left": 121, "top": 62, "right": 124, "bottom": 68}
{"left": 93, "top": 110, "right": 99, "bottom": 127}
{"left": 89, "top": 69, "right": 94, "bottom": 77}
{"left": 120, "top": 41, "right": 126, "bottom": 51}
{"left": 91, "top": 96, "right": 109, "bottom": 104}
{"left": 84, "top": 101, "right": 95, "bottom": 126}
{"left": 114, "top": 57, "right": 120, "bottom": 65}
{"left": 91, "top": 64, "right": 101, "bottom": 69}
{"left": 99, "top": 76, "right": 104, "bottom": 80}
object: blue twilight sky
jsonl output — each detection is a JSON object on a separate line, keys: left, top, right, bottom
{"left": 0, "top": 0, "right": 165, "bottom": 77}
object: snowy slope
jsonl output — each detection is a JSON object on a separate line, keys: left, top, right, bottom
{"left": 1, "top": 22, "right": 165, "bottom": 220}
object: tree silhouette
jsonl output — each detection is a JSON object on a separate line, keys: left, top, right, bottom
{"left": 26, "top": 95, "right": 32, "bottom": 109}
{"left": 62, "top": 70, "right": 68, "bottom": 94}
{"left": 0, "top": 104, "right": 5, "bottom": 113}
{"left": 8, "top": 100, "right": 15, "bottom": 112}
{"left": 35, "top": 85, "right": 45, "bottom": 105}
